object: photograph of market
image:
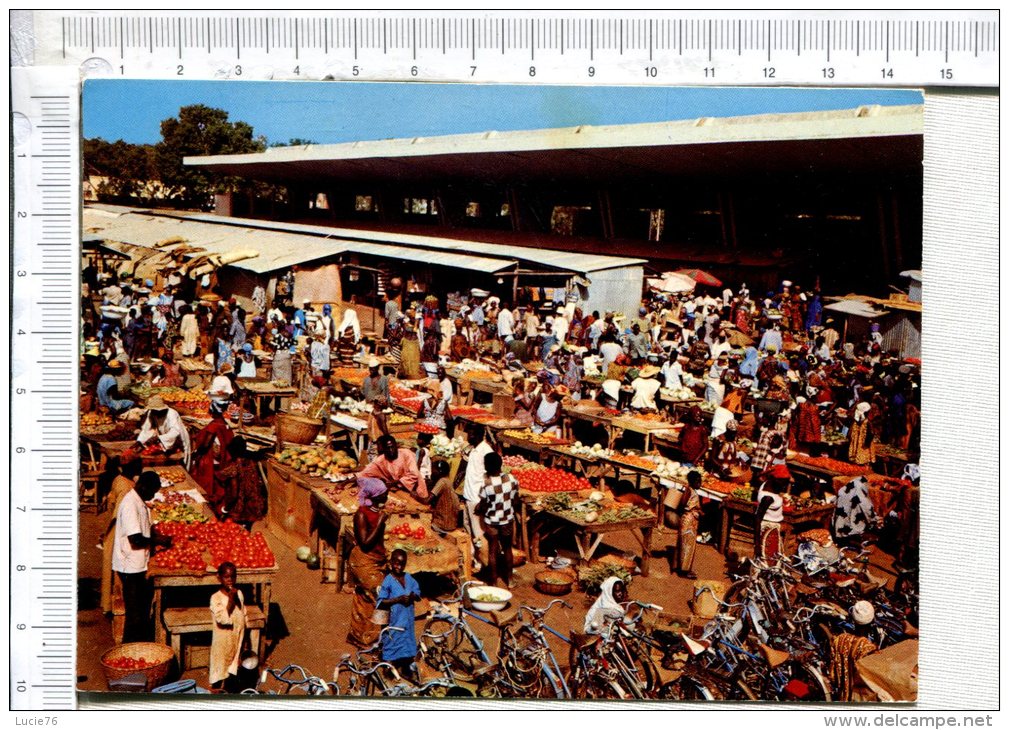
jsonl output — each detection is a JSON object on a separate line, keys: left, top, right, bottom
{"left": 77, "top": 82, "right": 922, "bottom": 702}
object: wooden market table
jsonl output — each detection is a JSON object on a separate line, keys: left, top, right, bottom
{"left": 611, "top": 415, "right": 678, "bottom": 452}
{"left": 495, "top": 431, "right": 570, "bottom": 457}
{"left": 542, "top": 446, "right": 613, "bottom": 483}
{"left": 527, "top": 508, "right": 657, "bottom": 577}
{"left": 237, "top": 379, "right": 298, "bottom": 419}
{"left": 81, "top": 437, "right": 185, "bottom": 471}
{"left": 150, "top": 563, "right": 278, "bottom": 660}
{"left": 786, "top": 456, "right": 871, "bottom": 491}
{"left": 561, "top": 404, "right": 617, "bottom": 447}
{"left": 178, "top": 357, "right": 214, "bottom": 388}
{"left": 309, "top": 482, "right": 435, "bottom": 591}
{"left": 718, "top": 496, "right": 834, "bottom": 557}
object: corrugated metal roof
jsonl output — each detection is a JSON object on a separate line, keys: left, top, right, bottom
{"left": 83, "top": 209, "right": 517, "bottom": 274}
{"left": 161, "top": 211, "right": 646, "bottom": 274}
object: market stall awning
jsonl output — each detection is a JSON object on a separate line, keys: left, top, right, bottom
{"left": 83, "top": 208, "right": 522, "bottom": 275}
{"left": 823, "top": 299, "right": 887, "bottom": 318}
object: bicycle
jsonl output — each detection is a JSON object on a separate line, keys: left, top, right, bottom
{"left": 240, "top": 663, "right": 338, "bottom": 696}
{"left": 569, "top": 602, "right": 663, "bottom": 699}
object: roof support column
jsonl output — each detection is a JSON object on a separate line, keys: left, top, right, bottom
{"left": 597, "top": 189, "right": 614, "bottom": 239}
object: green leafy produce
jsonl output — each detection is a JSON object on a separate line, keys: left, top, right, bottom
{"left": 578, "top": 563, "right": 632, "bottom": 594}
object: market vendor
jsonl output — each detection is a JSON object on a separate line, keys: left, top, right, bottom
{"left": 531, "top": 385, "right": 564, "bottom": 435}
{"left": 96, "top": 360, "right": 135, "bottom": 415}
{"left": 358, "top": 434, "right": 429, "bottom": 501}
{"left": 236, "top": 343, "right": 258, "bottom": 379}
{"left": 629, "top": 364, "right": 661, "bottom": 411}
{"left": 708, "top": 421, "right": 744, "bottom": 480}
{"left": 134, "top": 395, "right": 191, "bottom": 466}
{"left": 113, "top": 470, "right": 171, "bottom": 643}
{"left": 347, "top": 478, "right": 389, "bottom": 648}
{"left": 361, "top": 358, "right": 390, "bottom": 405}
{"left": 679, "top": 405, "right": 710, "bottom": 467}
{"left": 208, "top": 362, "right": 236, "bottom": 409}
{"left": 832, "top": 475, "right": 878, "bottom": 546}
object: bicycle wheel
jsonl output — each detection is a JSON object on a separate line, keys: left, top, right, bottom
{"left": 778, "top": 662, "right": 831, "bottom": 702}
{"left": 657, "top": 676, "right": 716, "bottom": 701}
{"left": 419, "top": 617, "right": 488, "bottom": 681}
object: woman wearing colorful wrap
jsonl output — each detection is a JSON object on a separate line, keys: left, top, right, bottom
{"left": 347, "top": 477, "right": 389, "bottom": 648}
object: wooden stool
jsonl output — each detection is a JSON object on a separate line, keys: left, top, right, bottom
{"left": 162, "top": 606, "right": 267, "bottom": 668}
{"left": 80, "top": 470, "right": 105, "bottom": 514}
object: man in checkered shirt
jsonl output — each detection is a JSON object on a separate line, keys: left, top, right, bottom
{"left": 478, "top": 451, "right": 519, "bottom": 588}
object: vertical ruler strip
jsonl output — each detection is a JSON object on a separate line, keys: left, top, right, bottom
{"left": 11, "top": 66, "right": 80, "bottom": 711}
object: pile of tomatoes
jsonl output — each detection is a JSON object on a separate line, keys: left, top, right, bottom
{"left": 105, "top": 656, "right": 158, "bottom": 670}
{"left": 414, "top": 422, "right": 440, "bottom": 435}
{"left": 513, "top": 468, "right": 592, "bottom": 494}
{"left": 388, "top": 522, "right": 427, "bottom": 540}
{"left": 151, "top": 522, "right": 276, "bottom": 571}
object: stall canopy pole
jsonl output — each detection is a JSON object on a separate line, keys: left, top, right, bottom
{"left": 512, "top": 262, "right": 519, "bottom": 303}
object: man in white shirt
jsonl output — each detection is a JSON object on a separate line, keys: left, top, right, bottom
{"left": 113, "top": 470, "right": 169, "bottom": 642}
{"left": 308, "top": 333, "right": 331, "bottom": 376}
{"left": 497, "top": 304, "right": 515, "bottom": 343}
{"left": 598, "top": 334, "right": 625, "bottom": 375}
{"left": 629, "top": 366, "right": 662, "bottom": 410}
{"left": 462, "top": 427, "right": 495, "bottom": 569}
{"left": 660, "top": 353, "right": 685, "bottom": 390}
{"left": 552, "top": 309, "right": 569, "bottom": 344}
{"left": 136, "top": 396, "right": 191, "bottom": 466}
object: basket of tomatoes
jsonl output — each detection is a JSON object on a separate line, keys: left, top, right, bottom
{"left": 100, "top": 642, "right": 175, "bottom": 688}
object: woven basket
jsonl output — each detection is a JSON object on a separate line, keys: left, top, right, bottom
{"left": 276, "top": 412, "right": 324, "bottom": 445}
{"left": 534, "top": 570, "right": 574, "bottom": 596}
{"left": 100, "top": 642, "right": 175, "bottom": 689}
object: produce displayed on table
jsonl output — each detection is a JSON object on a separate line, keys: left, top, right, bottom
{"left": 702, "top": 477, "right": 740, "bottom": 496}
{"left": 327, "top": 396, "right": 374, "bottom": 416}
{"left": 388, "top": 413, "right": 416, "bottom": 426}
{"left": 534, "top": 490, "right": 654, "bottom": 524}
{"left": 151, "top": 522, "right": 276, "bottom": 570}
{"left": 660, "top": 387, "right": 698, "bottom": 401}
{"left": 153, "top": 466, "right": 188, "bottom": 484}
{"left": 331, "top": 367, "right": 368, "bottom": 384}
{"left": 414, "top": 422, "right": 440, "bottom": 434}
{"left": 790, "top": 453, "right": 870, "bottom": 476}
{"left": 430, "top": 434, "right": 465, "bottom": 457}
{"left": 149, "top": 501, "right": 208, "bottom": 524}
{"left": 608, "top": 452, "right": 660, "bottom": 470}
{"left": 565, "top": 442, "right": 614, "bottom": 459}
{"left": 153, "top": 490, "right": 198, "bottom": 505}
{"left": 449, "top": 406, "right": 495, "bottom": 420}
{"left": 513, "top": 467, "right": 592, "bottom": 493}
{"left": 276, "top": 446, "right": 359, "bottom": 479}
{"left": 501, "top": 454, "right": 530, "bottom": 469}
{"left": 160, "top": 387, "right": 212, "bottom": 414}
{"left": 502, "top": 429, "right": 567, "bottom": 445}
{"left": 653, "top": 460, "right": 706, "bottom": 480}
{"left": 390, "top": 384, "right": 427, "bottom": 414}
{"left": 80, "top": 412, "right": 114, "bottom": 430}
{"left": 388, "top": 521, "right": 428, "bottom": 540}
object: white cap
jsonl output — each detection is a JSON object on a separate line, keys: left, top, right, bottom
{"left": 851, "top": 600, "right": 875, "bottom": 625}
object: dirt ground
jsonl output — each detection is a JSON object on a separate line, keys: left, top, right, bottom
{"left": 76, "top": 505, "right": 899, "bottom": 704}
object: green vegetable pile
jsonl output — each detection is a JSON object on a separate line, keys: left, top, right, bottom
{"left": 391, "top": 542, "right": 442, "bottom": 556}
{"left": 578, "top": 563, "right": 632, "bottom": 594}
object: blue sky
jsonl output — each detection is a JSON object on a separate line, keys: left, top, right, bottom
{"left": 83, "top": 80, "right": 922, "bottom": 145}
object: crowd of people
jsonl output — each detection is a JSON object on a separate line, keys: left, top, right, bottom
{"left": 82, "top": 260, "right": 921, "bottom": 695}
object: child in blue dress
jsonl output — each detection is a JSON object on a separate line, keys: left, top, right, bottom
{"left": 376, "top": 548, "right": 421, "bottom": 681}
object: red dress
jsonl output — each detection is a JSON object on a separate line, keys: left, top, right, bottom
{"left": 190, "top": 417, "right": 234, "bottom": 503}
{"left": 796, "top": 401, "right": 822, "bottom": 446}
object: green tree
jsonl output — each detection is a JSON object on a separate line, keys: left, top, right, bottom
{"left": 83, "top": 138, "right": 158, "bottom": 202}
{"left": 154, "top": 104, "right": 266, "bottom": 210}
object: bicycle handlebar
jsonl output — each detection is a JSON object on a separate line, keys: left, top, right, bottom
{"left": 520, "top": 598, "right": 572, "bottom": 619}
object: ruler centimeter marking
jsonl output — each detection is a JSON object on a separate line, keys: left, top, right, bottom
{"left": 11, "top": 67, "right": 80, "bottom": 711}
{"left": 35, "top": 11, "right": 997, "bottom": 86}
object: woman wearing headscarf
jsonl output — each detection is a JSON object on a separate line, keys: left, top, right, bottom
{"left": 216, "top": 437, "right": 268, "bottom": 530}
{"left": 847, "top": 402, "right": 875, "bottom": 465}
{"left": 229, "top": 307, "right": 247, "bottom": 350}
{"left": 399, "top": 328, "right": 423, "bottom": 379}
{"left": 738, "top": 347, "right": 760, "bottom": 384}
{"left": 347, "top": 478, "right": 389, "bottom": 648}
{"left": 754, "top": 465, "right": 790, "bottom": 559}
{"left": 584, "top": 576, "right": 628, "bottom": 634}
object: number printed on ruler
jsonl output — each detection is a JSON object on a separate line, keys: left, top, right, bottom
{"left": 11, "top": 67, "right": 80, "bottom": 711}
{"left": 29, "top": 10, "right": 999, "bottom": 86}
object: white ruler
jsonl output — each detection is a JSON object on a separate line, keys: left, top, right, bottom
{"left": 24, "top": 10, "right": 999, "bottom": 86}
{"left": 10, "top": 66, "right": 81, "bottom": 711}
{"left": 7, "top": 7, "right": 1000, "bottom": 711}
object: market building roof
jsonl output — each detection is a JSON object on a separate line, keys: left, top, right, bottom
{"left": 185, "top": 104, "right": 923, "bottom": 184}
